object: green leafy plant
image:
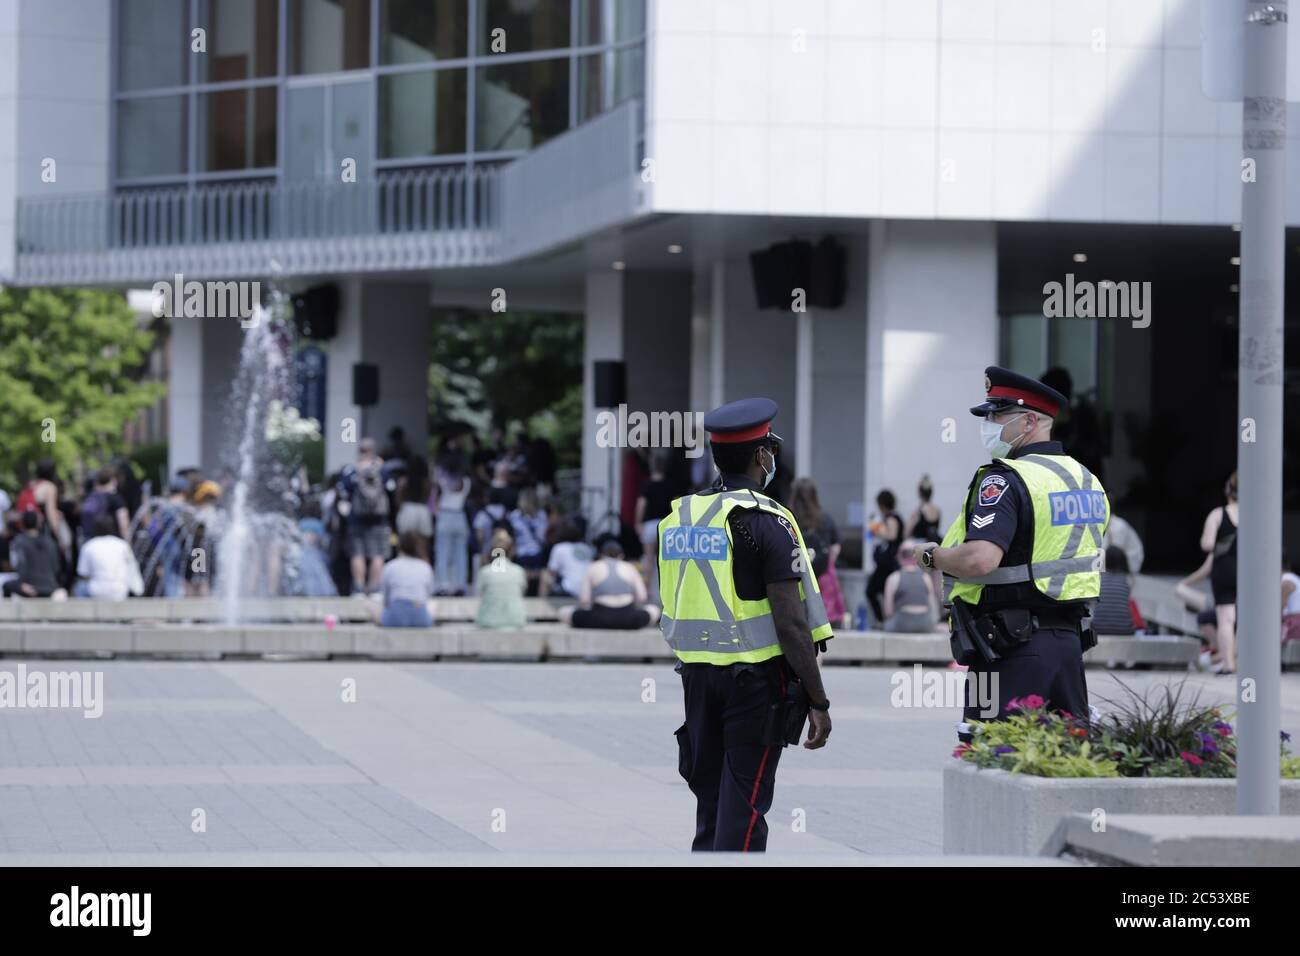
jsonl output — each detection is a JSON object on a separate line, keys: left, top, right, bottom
{"left": 0, "top": 287, "right": 165, "bottom": 487}
{"left": 1092, "top": 678, "right": 1236, "bottom": 778}
{"left": 955, "top": 694, "right": 1118, "bottom": 777}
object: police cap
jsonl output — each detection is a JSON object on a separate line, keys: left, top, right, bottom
{"left": 704, "top": 397, "right": 783, "bottom": 446}
{"left": 969, "top": 366, "right": 1067, "bottom": 419}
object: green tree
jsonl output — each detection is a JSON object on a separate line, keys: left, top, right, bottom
{"left": 0, "top": 287, "right": 166, "bottom": 488}
{"left": 428, "top": 309, "right": 583, "bottom": 467}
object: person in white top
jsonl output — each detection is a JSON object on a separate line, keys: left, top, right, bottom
{"left": 1102, "top": 513, "right": 1144, "bottom": 574}
{"left": 1282, "top": 555, "right": 1300, "bottom": 646}
{"left": 75, "top": 514, "right": 144, "bottom": 600}
{"left": 540, "top": 522, "right": 593, "bottom": 597}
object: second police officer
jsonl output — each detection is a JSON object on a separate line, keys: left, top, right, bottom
{"left": 917, "top": 367, "right": 1110, "bottom": 739}
{"left": 658, "top": 398, "right": 833, "bottom": 852}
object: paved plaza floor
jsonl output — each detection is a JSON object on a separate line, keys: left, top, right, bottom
{"left": 0, "top": 658, "right": 1297, "bottom": 865}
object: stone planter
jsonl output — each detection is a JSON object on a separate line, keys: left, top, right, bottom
{"left": 944, "top": 762, "right": 1300, "bottom": 856}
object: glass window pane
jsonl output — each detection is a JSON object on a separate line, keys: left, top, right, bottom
{"left": 1049, "top": 315, "right": 1098, "bottom": 396}
{"left": 116, "top": 96, "right": 188, "bottom": 178}
{"left": 476, "top": 57, "right": 570, "bottom": 151}
{"left": 290, "top": 0, "right": 371, "bottom": 74}
{"left": 379, "top": 69, "right": 468, "bottom": 158}
{"left": 198, "top": 86, "right": 278, "bottom": 171}
{"left": 1000, "top": 313, "right": 1046, "bottom": 374}
{"left": 380, "top": 0, "right": 468, "bottom": 64}
{"left": 577, "top": 45, "right": 643, "bottom": 122}
{"left": 198, "top": 0, "right": 279, "bottom": 82}
{"left": 476, "top": 0, "right": 571, "bottom": 55}
{"left": 118, "top": 0, "right": 187, "bottom": 91}
{"left": 577, "top": 0, "right": 645, "bottom": 46}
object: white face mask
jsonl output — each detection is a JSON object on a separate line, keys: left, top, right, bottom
{"left": 760, "top": 447, "right": 776, "bottom": 488}
{"left": 980, "top": 414, "right": 1026, "bottom": 460}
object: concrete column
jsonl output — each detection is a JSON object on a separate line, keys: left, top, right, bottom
{"left": 689, "top": 261, "right": 713, "bottom": 415}
{"left": 324, "top": 278, "right": 364, "bottom": 474}
{"left": 1, "top": 0, "right": 111, "bottom": 281}
{"left": 710, "top": 260, "right": 726, "bottom": 409}
{"left": 359, "top": 281, "right": 431, "bottom": 457}
{"left": 795, "top": 311, "right": 813, "bottom": 475}
{"left": 808, "top": 234, "right": 868, "bottom": 532}
{"left": 167, "top": 316, "right": 204, "bottom": 475}
{"left": 324, "top": 278, "right": 430, "bottom": 474}
{"left": 0, "top": 1, "right": 18, "bottom": 282}
{"left": 865, "top": 220, "right": 998, "bottom": 537}
{"left": 199, "top": 315, "right": 245, "bottom": 472}
{"left": 583, "top": 270, "right": 625, "bottom": 524}
{"left": 722, "top": 255, "right": 797, "bottom": 455}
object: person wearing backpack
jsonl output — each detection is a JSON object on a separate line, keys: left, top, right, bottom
{"left": 340, "top": 437, "right": 392, "bottom": 596}
{"left": 79, "top": 467, "right": 131, "bottom": 542}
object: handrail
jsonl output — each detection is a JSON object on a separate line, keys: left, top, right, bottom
{"left": 11, "top": 100, "right": 645, "bottom": 285}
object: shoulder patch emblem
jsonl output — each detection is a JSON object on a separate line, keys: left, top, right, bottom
{"left": 977, "top": 474, "right": 1008, "bottom": 507}
{"left": 775, "top": 514, "right": 799, "bottom": 547}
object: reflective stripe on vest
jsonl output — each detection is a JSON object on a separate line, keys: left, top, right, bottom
{"left": 942, "top": 453, "right": 1109, "bottom": 606}
{"left": 658, "top": 488, "right": 833, "bottom": 665}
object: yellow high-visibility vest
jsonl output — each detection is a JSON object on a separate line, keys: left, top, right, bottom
{"left": 658, "top": 488, "right": 834, "bottom": 665}
{"left": 941, "top": 453, "right": 1109, "bottom": 607}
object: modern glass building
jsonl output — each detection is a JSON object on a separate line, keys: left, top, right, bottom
{"left": 1, "top": 0, "right": 1298, "bottom": 571}
{"left": 112, "top": 0, "right": 645, "bottom": 184}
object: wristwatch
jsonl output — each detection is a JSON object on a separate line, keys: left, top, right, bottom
{"left": 920, "top": 546, "right": 937, "bottom": 570}
{"left": 809, "top": 697, "right": 830, "bottom": 712}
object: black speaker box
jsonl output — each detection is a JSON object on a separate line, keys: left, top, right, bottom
{"left": 593, "top": 360, "right": 626, "bottom": 408}
{"left": 292, "top": 283, "right": 340, "bottom": 340}
{"left": 353, "top": 363, "right": 379, "bottom": 407}
{"left": 808, "top": 237, "right": 846, "bottom": 309}
{"left": 749, "top": 237, "right": 845, "bottom": 310}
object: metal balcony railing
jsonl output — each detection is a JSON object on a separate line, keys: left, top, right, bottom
{"left": 11, "top": 100, "right": 645, "bottom": 286}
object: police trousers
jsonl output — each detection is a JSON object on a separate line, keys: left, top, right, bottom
{"left": 675, "top": 657, "right": 789, "bottom": 852}
{"left": 960, "top": 627, "right": 1088, "bottom": 738}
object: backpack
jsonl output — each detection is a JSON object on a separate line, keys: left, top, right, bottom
{"left": 15, "top": 482, "right": 39, "bottom": 516}
{"left": 80, "top": 491, "right": 111, "bottom": 538}
{"left": 351, "top": 462, "right": 389, "bottom": 518}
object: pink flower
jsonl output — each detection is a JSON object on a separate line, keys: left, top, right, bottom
{"left": 1180, "top": 751, "right": 1204, "bottom": 766}
{"left": 952, "top": 743, "right": 973, "bottom": 758}
{"left": 1023, "top": 694, "right": 1045, "bottom": 710}
{"left": 1006, "top": 697, "right": 1024, "bottom": 712}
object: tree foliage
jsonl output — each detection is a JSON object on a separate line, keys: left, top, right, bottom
{"left": 0, "top": 287, "right": 166, "bottom": 488}
{"left": 428, "top": 309, "right": 583, "bottom": 466}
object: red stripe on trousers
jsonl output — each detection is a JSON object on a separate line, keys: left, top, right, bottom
{"left": 742, "top": 745, "right": 773, "bottom": 852}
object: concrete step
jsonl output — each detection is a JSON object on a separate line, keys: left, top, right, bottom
{"left": 1048, "top": 813, "right": 1300, "bottom": 866}
{"left": 0, "top": 623, "right": 1204, "bottom": 666}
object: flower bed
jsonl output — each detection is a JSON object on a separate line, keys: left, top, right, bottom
{"left": 943, "top": 682, "right": 1300, "bottom": 856}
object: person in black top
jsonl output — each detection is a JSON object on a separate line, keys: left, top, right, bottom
{"left": 636, "top": 451, "right": 676, "bottom": 603}
{"left": 1199, "top": 471, "right": 1239, "bottom": 673}
{"left": 906, "top": 474, "right": 942, "bottom": 543}
{"left": 865, "top": 489, "right": 903, "bottom": 624}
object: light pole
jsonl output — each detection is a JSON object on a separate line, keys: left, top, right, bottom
{"left": 1236, "top": 0, "right": 1288, "bottom": 815}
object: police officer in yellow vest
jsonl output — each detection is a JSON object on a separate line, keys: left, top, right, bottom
{"left": 917, "top": 367, "right": 1109, "bottom": 740}
{"left": 660, "top": 398, "right": 833, "bottom": 852}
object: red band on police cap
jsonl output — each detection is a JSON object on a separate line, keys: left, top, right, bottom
{"left": 708, "top": 422, "right": 771, "bottom": 443}
{"left": 988, "top": 386, "right": 1059, "bottom": 416}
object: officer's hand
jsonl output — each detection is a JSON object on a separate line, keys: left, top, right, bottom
{"left": 805, "top": 708, "right": 831, "bottom": 749}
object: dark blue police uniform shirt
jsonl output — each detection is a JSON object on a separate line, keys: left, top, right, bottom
{"left": 697, "top": 472, "right": 802, "bottom": 602}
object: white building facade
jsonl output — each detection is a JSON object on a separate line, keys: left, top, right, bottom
{"left": 2, "top": 0, "right": 1297, "bottom": 569}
